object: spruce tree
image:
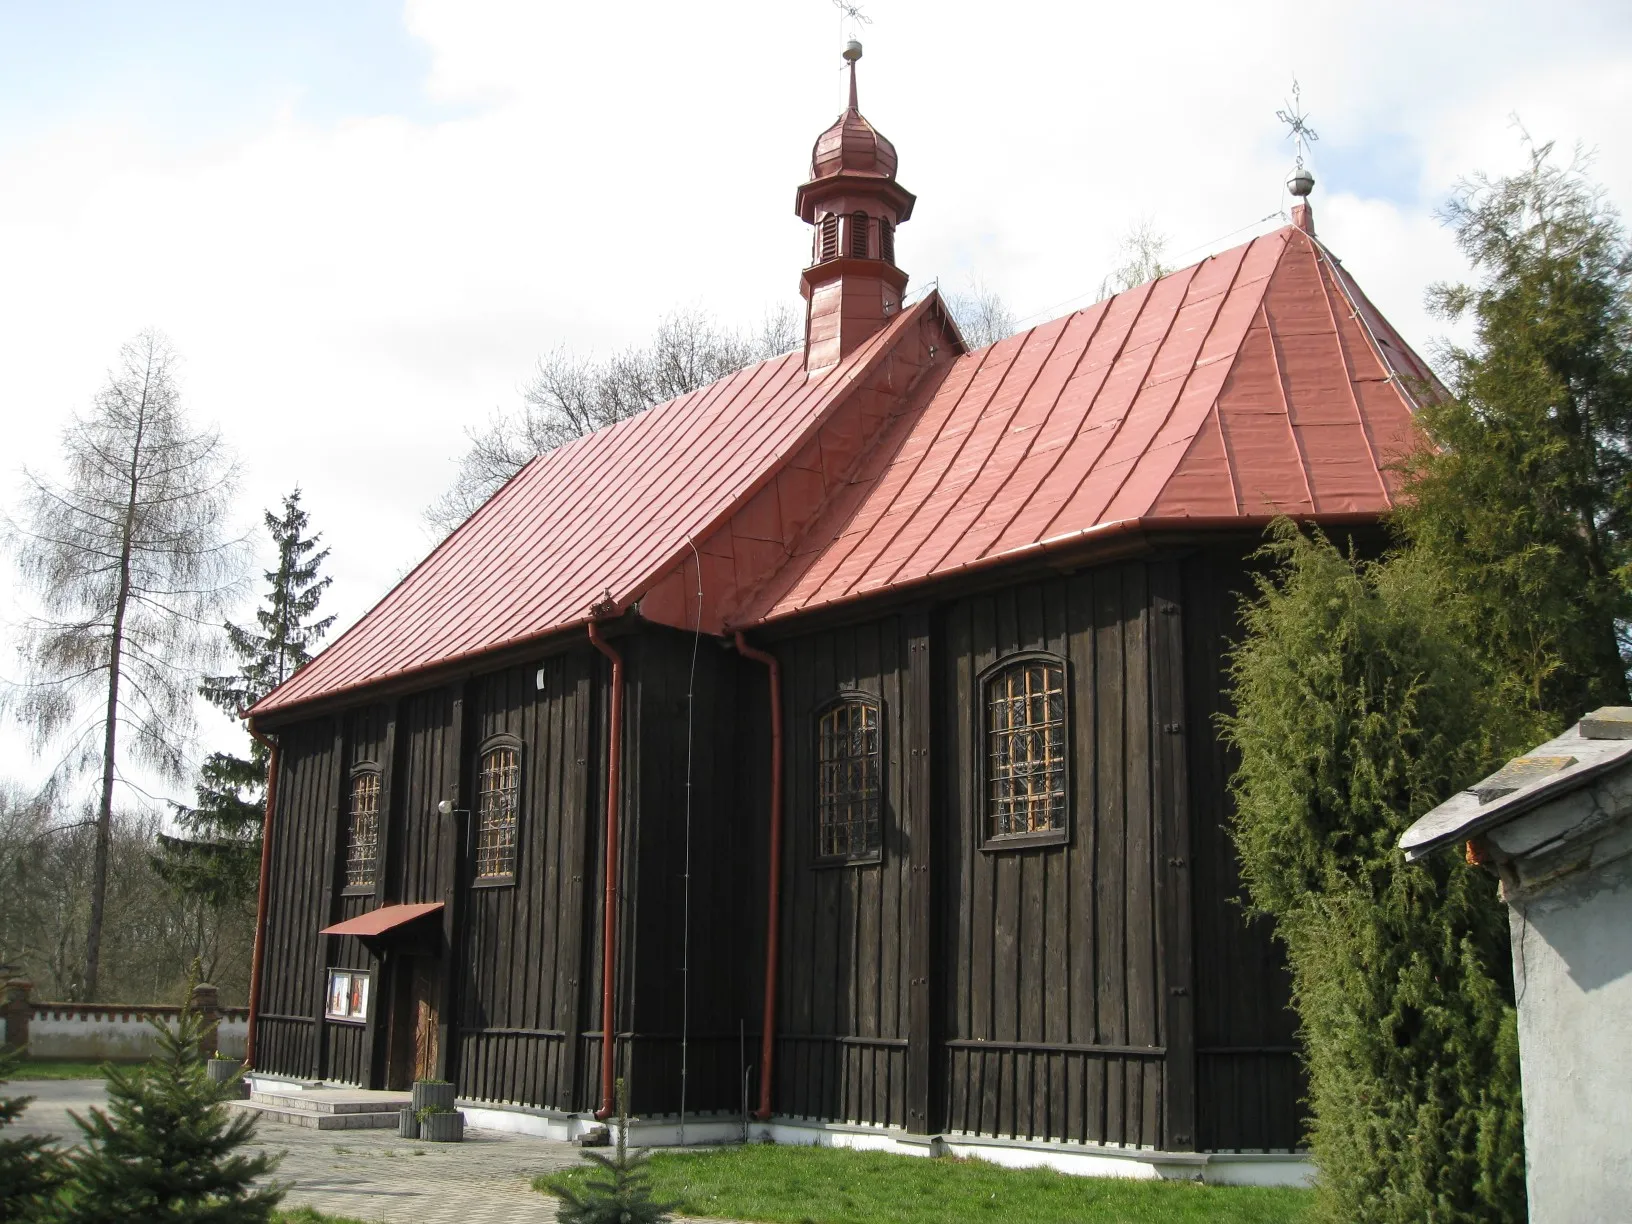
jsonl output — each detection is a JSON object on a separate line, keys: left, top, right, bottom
{"left": 159, "top": 490, "right": 334, "bottom": 914}
{"left": 1400, "top": 137, "right": 1632, "bottom": 717}
{"left": 61, "top": 1004, "right": 282, "bottom": 1222}
{"left": 553, "top": 1080, "right": 676, "bottom": 1224}
{"left": 0, "top": 1048, "right": 68, "bottom": 1223}
{"left": 1224, "top": 526, "right": 1540, "bottom": 1223}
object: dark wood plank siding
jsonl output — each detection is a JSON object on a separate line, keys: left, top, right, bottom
{"left": 1182, "top": 549, "right": 1305, "bottom": 1151}
{"left": 249, "top": 550, "right": 1301, "bottom": 1149}
{"left": 771, "top": 617, "right": 911, "bottom": 1128}
{"left": 617, "top": 630, "right": 764, "bottom": 1118}
{"left": 456, "top": 651, "right": 595, "bottom": 1109}
{"left": 936, "top": 567, "right": 1164, "bottom": 1147}
{"left": 254, "top": 717, "right": 337, "bottom": 1078}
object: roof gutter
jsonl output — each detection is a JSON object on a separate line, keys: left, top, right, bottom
{"left": 586, "top": 621, "right": 626, "bottom": 1121}
{"left": 243, "top": 721, "right": 280, "bottom": 1071}
{"left": 733, "top": 630, "right": 783, "bottom": 1121}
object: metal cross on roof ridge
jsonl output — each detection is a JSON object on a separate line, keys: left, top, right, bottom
{"left": 833, "top": 0, "right": 872, "bottom": 52}
{"left": 1276, "top": 79, "right": 1320, "bottom": 170}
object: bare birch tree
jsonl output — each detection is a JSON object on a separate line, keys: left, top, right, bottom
{"left": 943, "top": 278, "right": 1019, "bottom": 349}
{"left": 425, "top": 305, "right": 801, "bottom": 535}
{"left": 1, "top": 330, "right": 245, "bottom": 1000}
{"left": 1098, "top": 217, "right": 1171, "bottom": 298}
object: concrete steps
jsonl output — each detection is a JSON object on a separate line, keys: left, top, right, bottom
{"left": 231, "top": 1087, "right": 411, "bottom": 1131}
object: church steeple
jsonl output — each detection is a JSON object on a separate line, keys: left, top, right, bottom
{"left": 796, "top": 41, "right": 915, "bottom": 375}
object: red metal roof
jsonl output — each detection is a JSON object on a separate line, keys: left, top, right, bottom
{"left": 250, "top": 298, "right": 949, "bottom": 717}
{"left": 252, "top": 222, "right": 1431, "bottom": 719}
{"left": 319, "top": 902, "right": 443, "bottom": 938}
{"left": 730, "top": 224, "right": 1431, "bottom": 625}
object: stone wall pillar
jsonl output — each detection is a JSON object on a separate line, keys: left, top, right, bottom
{"left": 2, "top": 979, "right": 32, "bottom": 1053}
{"left": 189, "top": 983, "right": 221, "bottom": 1059}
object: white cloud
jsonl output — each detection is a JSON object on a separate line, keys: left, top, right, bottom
{"left": 1, "top": 0, "right": 1629, "bottom": 797}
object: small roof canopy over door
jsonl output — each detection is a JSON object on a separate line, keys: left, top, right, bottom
{"left": 320, "top": 901, "right": 445, "bottom": 955}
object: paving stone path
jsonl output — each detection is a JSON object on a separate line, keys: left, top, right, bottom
{"left": 12, "top": 1080, "right": 741, "bottom": 1224}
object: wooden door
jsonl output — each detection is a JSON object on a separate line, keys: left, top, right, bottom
{"left": 412, "top": 958, "right": 441, "bottom": 1082}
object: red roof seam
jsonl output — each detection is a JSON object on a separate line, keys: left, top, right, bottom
{"left": 1262, "top": 290, "right": 1319, "bottom": 511}
{"left": 1088, "top": 238, "right": 1256, "bottom": 522}
{"left": 251, "top": 419, "right": 615, "bottom": 712}
{"left": 819, "top": 337, "right": 1006, "bottom": 601}
{"left": 318, "top": 364, "right": 748, "bottom": 694}
{"left": 1034, "top": 262, "right": 1201, "bottom": 540}
{"left": 968, "top": 293, "right": 1143, "bottom": 561}
{"left": 839, "top": 330, "right": 1043, "bottom": 597}
{"left": 883, "top": 316, "right": 1076, "bottom": 585}
{"left": 281, "top": 367, "right": 737, "bottom": 702}
{"left": 256, "top": 355, "right": 793, "bottom": 713}
{"left": 761, "top": 330, "right": 995, "bottom": 612}
{"left": 1309, "top": 241, "right": 1392, "bottom": 506}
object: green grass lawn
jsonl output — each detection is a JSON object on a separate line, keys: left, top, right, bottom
{"left": 273, "top": 1210, "right": 369, "bottom": 1224}
{"left": 536, "top": 1143, "right": 1313, "bottom": 1224}
{"left": 6, "top": 1058, "right": 134, "bottom": 1080}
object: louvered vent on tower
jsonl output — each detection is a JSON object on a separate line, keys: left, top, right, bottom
{"left": 851, "top": 212, "right": 869, "bottom": 258}
{"left": 819, "top": 214, "right": 840, "bottom": 262}
{"left": 880, "top": 218, "right": 894, "bottom": 264}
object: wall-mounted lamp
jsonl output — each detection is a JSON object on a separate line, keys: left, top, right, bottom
{"left": 437, "top": 800, "right": 469, "bottom": 816}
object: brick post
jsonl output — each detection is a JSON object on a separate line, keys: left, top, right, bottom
{"left": 189, "top": 982, "right": 221, "bottom": 1059}
{"left": 2, "top": 979, "right": 32, "bottom": 1053}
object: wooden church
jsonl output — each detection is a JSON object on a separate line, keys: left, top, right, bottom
{"left": 242, "top": 44, "right": 1431, "bottom": 1181}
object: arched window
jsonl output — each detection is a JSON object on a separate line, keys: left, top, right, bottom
{"left": 816, "top": 695, "right": 882, "bottom": 861}
{"left": 983, "top": 656, "right": 1069, "bottom": 842}
{"left": 345, "top": 767, "right": 381, "bottom": 889}
{"left": 819, "top": 214, "right": 840, "bottom": 262}
{"left": 475, "top": 741, "right": 521, "bottom": 879}
{"left": 879, "top": 218, "right": 895, "bottom": 264}
{"left": 850, "top": 211, "right": 870, "bottom": 258}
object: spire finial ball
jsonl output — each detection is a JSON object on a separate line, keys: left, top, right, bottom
{"left": 843, "top": 39, "right": 863, "bottom": 64}
{"left": 1288, "top": 165, "right": 1315, "bottom": 198}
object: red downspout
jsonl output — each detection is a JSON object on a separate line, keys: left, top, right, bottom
{"left": 244, "top": 723, "right": 281, "bottom": 1070}
{"left": 587, "top": 622, "right": 625, "bottom": 1121}
{"left": 733, "top": 631, "right": 783, "bottom": 1121}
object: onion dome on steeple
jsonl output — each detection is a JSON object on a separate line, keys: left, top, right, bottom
{"left": 809, "top": 42, "right": 900, "bottom": 181}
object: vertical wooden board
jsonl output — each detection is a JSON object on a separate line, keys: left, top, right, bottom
{"left": 943, "top": 601, "right": 976, "bottom": 1130}
{"left": 1044, "top": 586, "right": 1072, "bottom": 1056}
{"left": 1014, "top": 585, "right": 1047, "bottom": 1052}
{"left": 1121, "top": 565, "right": 1162, "bottom": 1146}
{"left": 902, "top": 608, "right": 934, "bottom": 1134}
{"left": 1151, "top": 560, "right": 1196, "bottom": 1150}
{"left": 1094, "top": 569, "right": 1128, "bottom": 1143}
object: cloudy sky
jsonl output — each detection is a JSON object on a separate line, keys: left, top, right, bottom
{"left": 2, "top": 0, "right": 1629, "bottom": 802}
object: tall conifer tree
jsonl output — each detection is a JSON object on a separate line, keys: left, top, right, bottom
{"left": 159, "top": 490, "right": 333, "bottom": 921}
{"left": 1400, "top": 137, "right": 1632, "bottom": 716}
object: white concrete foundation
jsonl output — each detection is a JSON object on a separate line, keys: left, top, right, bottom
{"left": 408, "top": 1095, "right": 1315, "bottom": 1186}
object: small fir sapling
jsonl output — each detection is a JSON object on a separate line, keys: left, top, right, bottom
{"left": 59, "top": 1002, "right": 283, "bottom": 1223}
{"left": 552, "top": 1079, "right": 677, "bottom": 1224}
{"left": 0, "top": 1048, "right": 68, "bottom": 1223}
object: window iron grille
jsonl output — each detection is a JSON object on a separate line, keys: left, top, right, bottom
{"left": 817, "top": 699, "right": 881, "bottom": 860}
{"left": 476, "top": 746, "right": 520, "bottom": 878}
{"left": 345, "top": 771, "right": 380, "bottom": 889}
{"left": 985, "top": 660, "right": 1067, "bottom": 837}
